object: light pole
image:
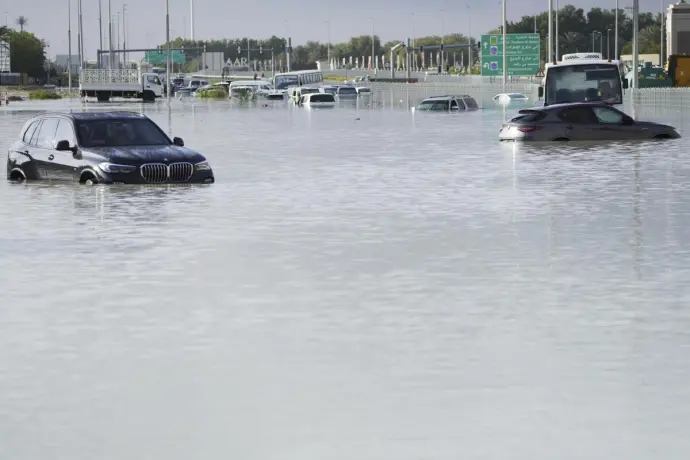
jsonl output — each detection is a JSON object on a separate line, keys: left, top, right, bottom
{"left": 660, "top": 0, "right": 665, "bottom": 66}
{"left": 591, "top": 31, "right": 597, "bottom": 52}
{"left": 548, "top": 0, "right": 553, "bottom": 62}
{"left": 502, "top": 0, "right": 507, "bottom": 84}
{"left": 108, "top": 0, "right": 113, "bottom": 68}
{"left": 166, "top": 0, "right": 171, "bottom": 104}
{"left": 98, "top": 0, "right": 103, "bottom": 68}
{"left": 607, "top": 28, "right": 611, "bottom": 59}
{"left": 615, "top": 0, "right": 619, "bottom": 60}
{"left": 599, "top": 31, "right": 603, "bottom": 54}
{"left": 632, "top": 0, "right": 639, "bottom": 89}
{"left": 67, "top": 0, "right": 72, "bottom": 91}
{"left": 117, "top": 12, "right": 120, "bottom": 67}
{"left": 122, "top": 4, "right": 127, "bottom": 66}
{"left": 370, "top": 17, "right": 375, "bottom": 71}
{"left": 325, "top": 20, "right": 331, "bottom": 69}
{"left": 555, "top": 0, "right": 559, "bottom": 60}
{"left": 467, "top": 5, "right": 472, "bottom": 75}
{"left": 440, "top": 9, "right": 445, "bottom": 70}
{"left": 190, "top": 0, "right": 194, "bottom": 40}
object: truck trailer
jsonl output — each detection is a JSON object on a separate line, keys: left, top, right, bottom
{"left": 79, "top": 68, "right": 164, "bottom": 102}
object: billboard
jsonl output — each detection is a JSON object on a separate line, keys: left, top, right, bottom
{"left": 0, "top": 40, "right": 10, "bottom": 72}
{"left": 201, "top": 52, "right": 225, "bottom": 71}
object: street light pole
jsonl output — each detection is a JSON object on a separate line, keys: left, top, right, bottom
{"left": 548, "top": 0, "right": 553, "bottom": 62}
{"left": 502, "top": 0, "right": 507, "bottom": 84}
{"left": 122, "top": 4, "right": 127, "bottom": 66}
{"left": 615, "top": 0, "right": 619, "bottom": 60}
{"left": 67, "top": 0, "right": 72, "bottom": 92}
{"left": 467, "top": 5, "right": 472, "bottom": 75}
{"left": 98, "top": 0, "right": 103, "bottom": 68}
{"left": 166, "top": 0, "right": 171, "bottom": 104}
{"left": 108, "top": 0, "right": 113, "bottom": 68}
{"left": 371, "top": 18, "right": 375, "bottom": 71}
{"left": 555, "top": 0, "right": 559, "bottom": 60}
{"left": 607, "top": 28, "right": 611, "bottom": 59}
{"left": 660, "top": 0, "right": 665, "bottom": 66}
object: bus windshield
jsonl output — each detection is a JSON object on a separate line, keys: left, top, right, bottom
{"left": 545, "top": 63, "right": 623, "bottom": 105}
{"left": 274, "top": 75, "right": 299, "bottom": 90}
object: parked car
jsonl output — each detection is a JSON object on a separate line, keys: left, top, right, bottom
{"left": 413, "top": 95, "right": 480, "bottom": 112}
{"left": 7, "top": 112, "right": 215, "bottom": 184}
{"left": 498, "top": 102, "right": 681, "bottom": 142}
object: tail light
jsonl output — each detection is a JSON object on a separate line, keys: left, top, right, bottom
{"left": 517, "top": 126, "right": 544, "bottom": 133}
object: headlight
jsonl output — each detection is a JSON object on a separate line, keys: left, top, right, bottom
{"left": 194, "top": 161, "right": 211, "bottom": 171}
{"left": 98, "top": 162, "right": 136, "bottom": 174}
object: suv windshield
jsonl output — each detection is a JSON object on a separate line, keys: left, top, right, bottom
{"left": 75, "top": 119, "right": 171, "bottom": 147}
{"left": 545, "top": 63, "right": 623, "bottom": 105}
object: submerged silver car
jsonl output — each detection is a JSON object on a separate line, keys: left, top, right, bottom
{"left": 499, "top": 102, "right": 681, "bottom": 142}
{"left": 413, "top": 95, "right": 479, "bottom": 112}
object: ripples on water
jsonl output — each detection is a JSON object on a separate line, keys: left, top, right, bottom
{"left": 1, "top": 98, "right": 690, "bottom": 460}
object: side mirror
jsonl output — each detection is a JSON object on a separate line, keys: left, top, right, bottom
{"left": 55, "top": 139, "right": 73, "bottom": 151}
{"left": 538, "top": 87, "right": 544, "bottom": 98}
{"left": 173, "top": 137, "right": 184, "bottom": 147}
{"left": 622, "top": 79, "right": 629, "bottom": 89}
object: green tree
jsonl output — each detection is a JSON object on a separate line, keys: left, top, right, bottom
{"left": 0, "top": 25, "right": 10, "bottom": 40}
{"left": 7, "top": 29, "right": 46, "bottom": 78}
{"left": 16, "top": 16, "right": 27, "bottom": 32}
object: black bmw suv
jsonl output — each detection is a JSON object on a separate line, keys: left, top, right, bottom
{"left": 7, "top": 111, "right": 214, "bottom": 185}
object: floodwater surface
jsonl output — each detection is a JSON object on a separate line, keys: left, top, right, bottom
{"left": 1, "top": 98, "right": 690, "bottom": 460}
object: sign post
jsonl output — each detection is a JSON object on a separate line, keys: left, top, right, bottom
{"left": 480, "top": 33, "right": 540, "bottom": 77}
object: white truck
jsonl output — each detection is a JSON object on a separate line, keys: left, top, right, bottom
{"left": 79, "top": 68, "right": 164, "bottom": 102}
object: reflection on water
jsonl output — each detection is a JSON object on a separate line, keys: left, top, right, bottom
{"left": 1, "top": 98, "right": 690, "bottom": 460}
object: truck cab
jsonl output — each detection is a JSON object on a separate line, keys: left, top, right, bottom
{"left": 538, "top": 53, "right": 628, "bottom": 106}
{"left": 141, "top": 73, "right": 164, "bottom": 97}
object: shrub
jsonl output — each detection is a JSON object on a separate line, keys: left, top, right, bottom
{"left": 195, "top": 87, "right": 227, "bottom": 99}
{"left": 28, "top": 90, "right": 62, "bottom": 100}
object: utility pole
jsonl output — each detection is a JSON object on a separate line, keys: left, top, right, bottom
{"left": 98, "top": 0, "right": 103, "bottom": 68}
{"left": 108, "top": 0, "right": 113, "bottom": 68}
{"left": 660, "top": 0, "right": 665, "bottom": 66}
{"left": 326, "top": 20, "right": 331, "bottom": 69}
{"left": 632, "top": 0, "right": 639, "bottom": 89}
{"left": 67, "top": 0, "right": 72, "bottom": 91}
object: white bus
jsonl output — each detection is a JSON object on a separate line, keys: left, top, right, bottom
{"left": 538, "top": 53, "right": 628, "bottom": 106}
{"left": 273, "top": 70, "right": 324, "bottom": 90}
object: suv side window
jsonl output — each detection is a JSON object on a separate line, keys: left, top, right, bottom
{"left": 592, "top": 106, "right": 625, "bottom": 124}
{"left": 54, "top": 119, "right": 77, "bottom": 146}
{"left": 23, "top": 121, "right": 39, "bottom": 144}
{"left": 558, "top": 107, "right": 598, "bottom": 124}
{"left": 34, "top": 118, "right": 59, "bottom": 150}
{"left": 432, "top": 100, "right": 449, "bottom": 111}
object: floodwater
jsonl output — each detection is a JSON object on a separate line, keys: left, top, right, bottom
{"left": 1, "top": 97, "right": 690, "bottom": 460}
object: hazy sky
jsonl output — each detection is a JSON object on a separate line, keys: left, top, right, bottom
{"left": 3, "top": 0, "right": 666, "bottom": 58}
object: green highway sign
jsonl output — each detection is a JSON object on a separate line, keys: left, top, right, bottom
{"left": 480, "top": 33, "right": 540, "bottom": 76}
{"left": 144, "top": 50, "right": 186, "bottom": 64}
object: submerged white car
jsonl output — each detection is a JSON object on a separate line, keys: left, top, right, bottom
{"left": 493, "top": 93, "right": 530, "bottom": 105}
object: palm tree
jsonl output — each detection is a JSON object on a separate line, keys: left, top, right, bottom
{"left": 16, "top": 16, "right": 27, "bottom": 32}
{"left": 0, "top": 25, "right": 9, "bottom": 40}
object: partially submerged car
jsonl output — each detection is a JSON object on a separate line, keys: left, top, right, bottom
{"left": 499, "top": 102, "right": 680, "bottom": 142}
{"left": 7, "top": 112, "right": 215, "bottom": 184}
{"left": 412, "top": 95, "right": 479, "bottom": 112}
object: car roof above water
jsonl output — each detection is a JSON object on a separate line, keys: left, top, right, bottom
{"left": 32, "top": 111, "right": 149, "bottom": 121}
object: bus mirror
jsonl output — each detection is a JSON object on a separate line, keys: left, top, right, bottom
{"left": 622, "top": 79, "right": 629, "bottom": 89}
{"left": 538, "top": 86, "right": 544, "bottom": 98}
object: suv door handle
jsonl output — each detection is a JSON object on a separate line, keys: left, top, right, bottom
{"left": 48, "top": 154, "right": 54, "bottom": 160}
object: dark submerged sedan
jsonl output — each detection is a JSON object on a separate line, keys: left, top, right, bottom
{"left": 499, "top": 102, "right": 681, "bottom": 142}
{"left": 7, "top": 112, "right": 214, "bottom": 184}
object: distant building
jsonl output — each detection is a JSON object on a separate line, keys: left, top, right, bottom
{"left": 0, "top": 40, "right": 10, "bottom": 72}
{"left": 55, "top": 54, "right": 80, "bottom": 76}
{"left": 667, "top": 0, "right": 690, "bottom": 56}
